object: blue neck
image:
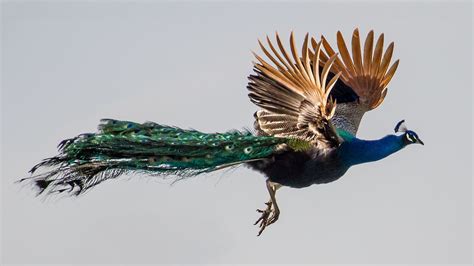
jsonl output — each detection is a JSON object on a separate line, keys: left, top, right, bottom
{"left": 339, "top": 133, "right": 406, "bottom": 166}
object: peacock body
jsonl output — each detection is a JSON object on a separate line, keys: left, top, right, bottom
{"left": 21, "top": 29, "right": 423, "bottom": 236}
{"left": 248, "top": 131, "right": 409, "bottom": 189}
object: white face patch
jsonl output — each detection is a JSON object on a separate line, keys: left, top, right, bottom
{"left": 406, "top": 133, "right": 415, "bottom": 142}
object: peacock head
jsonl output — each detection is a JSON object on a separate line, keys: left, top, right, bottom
{"left": 394, "top": 120, "right": 424, "bottom": 146}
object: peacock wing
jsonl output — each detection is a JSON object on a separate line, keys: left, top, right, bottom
{"left": 316, "top": 29, "right": 400, "bottom": 135}
{"left": 247, "top": 32, "right": 342, "bottom": 151}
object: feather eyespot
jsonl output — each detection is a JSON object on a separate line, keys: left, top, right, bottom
{"left": 244, "top": 147, "right": 253, "bottom": 154}
{"left": 225, "top": 144, "right": 234, "bottom": 151}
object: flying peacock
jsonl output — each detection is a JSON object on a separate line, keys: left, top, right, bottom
{"left": 20, "top": 29, "right": 423, "bottom": 236}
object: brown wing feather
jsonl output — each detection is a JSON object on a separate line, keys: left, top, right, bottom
{"left": 320, "top": 28, "right": 399, "bottom": 110}
{"left": 247, "top": 32, "right": 341, "bottom": 150}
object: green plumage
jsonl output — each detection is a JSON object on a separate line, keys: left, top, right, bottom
{"left": 79, "top": 119, "right": 287, "bottom": 172}
{"left": 25, "top": 119, "right": 295, "bottom": 195}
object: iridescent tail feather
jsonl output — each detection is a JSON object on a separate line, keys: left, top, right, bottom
{"left": 20, "top": 119, "right": 290, "bottom": 196}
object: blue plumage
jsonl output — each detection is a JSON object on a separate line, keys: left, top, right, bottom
{"left": 249, "top": 130, "right": 417, "bottom": 189}
{"left": 339, "top": 134, "right": 405, "bottom": 166}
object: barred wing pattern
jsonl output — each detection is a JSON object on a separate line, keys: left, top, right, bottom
{"left": 247, "top": 32, "right": 342, "bottom": 150}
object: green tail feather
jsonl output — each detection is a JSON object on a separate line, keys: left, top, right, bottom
{"left": 22, "top": 119, "right": 291, "bottom": 195}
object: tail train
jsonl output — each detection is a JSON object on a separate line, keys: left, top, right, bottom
{"left": 20, "top": 119, "right": 296, "bottom": 195}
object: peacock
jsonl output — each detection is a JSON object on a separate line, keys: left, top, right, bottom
{"left": 20, "top": 29, "right": 423, "bottom": 236}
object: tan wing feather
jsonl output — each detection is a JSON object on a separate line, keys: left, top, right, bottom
{"left": 320, "top": 28, "right": 400, "bottom": 110}
{"left": 248, "top": 32, "right": 342, "bottom": 149}
{"left": 363, "top": 31, "right": 374, "bottom": 75}
{"left": 253, "top": 32, "right": 339, "bottom": 120}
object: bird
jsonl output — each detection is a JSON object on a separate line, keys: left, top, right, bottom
{"left": 20, "top": 28, "right": 423, "bottom": 236}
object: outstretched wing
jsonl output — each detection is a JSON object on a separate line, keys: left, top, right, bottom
{"left": 247, "top": 32, "right": 341, "bottom": 150}
{"left": 316, "top": 29, "right": 400, "bottom": 135}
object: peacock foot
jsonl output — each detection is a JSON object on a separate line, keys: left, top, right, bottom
{"left": 254, "top": 201, "right": 280, "bottom": 236}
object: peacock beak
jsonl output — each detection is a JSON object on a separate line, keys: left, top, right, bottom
{"left": 417, "top": 138, "right": 424, "bottom": 145}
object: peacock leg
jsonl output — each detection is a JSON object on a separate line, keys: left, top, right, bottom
{"left": 254, "top": 179, "right": 281, "bottom": 236}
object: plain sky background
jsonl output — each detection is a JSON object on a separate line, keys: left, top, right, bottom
{"left": 1, "top": 1, "right": 472, "bottom": 265}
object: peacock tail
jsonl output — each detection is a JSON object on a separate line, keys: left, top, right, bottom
{"left": 21, "top": 119, "right": 296, "bottom": 195}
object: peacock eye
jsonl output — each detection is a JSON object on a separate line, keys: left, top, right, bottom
{"left": 406, "top": 133, "right": 415, "bottom": 142}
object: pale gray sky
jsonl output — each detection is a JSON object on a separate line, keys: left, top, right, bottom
{"left": 2, "top": 1, "right": 472, "bottom": 264}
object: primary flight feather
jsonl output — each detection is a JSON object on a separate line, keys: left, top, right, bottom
{"left": 20, "top": 29, "right": 423, "bottom": 236}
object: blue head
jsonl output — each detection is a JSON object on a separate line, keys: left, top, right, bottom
{"left": 394, "top": 120, "right": 424, "bottom": 146}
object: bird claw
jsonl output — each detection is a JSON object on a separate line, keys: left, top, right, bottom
{"left": 254, "top": 201, "right": 279, "bottom": 236}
